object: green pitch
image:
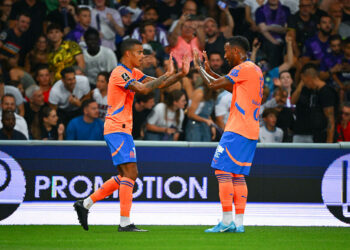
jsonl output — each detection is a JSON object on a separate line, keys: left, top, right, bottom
{"left": 0, "top": 225, "right": 349, "bottom": 250}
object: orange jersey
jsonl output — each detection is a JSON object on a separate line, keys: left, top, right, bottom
{"left": 104, "top": 63, "right": 146, "bottom": 135}
{"left": 224, "top": 60, "right": 264, "bottom": 140}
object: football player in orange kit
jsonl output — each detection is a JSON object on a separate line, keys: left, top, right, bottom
{"left": 74, "top": 39, "right": 190, "bottom": 232}
{"left": 193, "top": 36, "right": 264, "bottom": 233}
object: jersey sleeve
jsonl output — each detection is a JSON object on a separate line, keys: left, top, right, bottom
{"left": 225, "top": 65, "right": 248, "bottom": 85}
{"left": 109, "top": 68, "right": 135, "bottom": 89}
{"left": 134, "top": 68, "right": 147, "bottom": 82}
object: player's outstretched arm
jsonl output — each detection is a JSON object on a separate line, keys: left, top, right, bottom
{"left": 202, "top": 51, "right": 221, "bottom": 79}
{"left": 193, "top": 49, "right": 232, "bottom": 92}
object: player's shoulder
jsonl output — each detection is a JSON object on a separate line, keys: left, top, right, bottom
{"left": 111, "top": 65, "right": 133, "bottom": 82}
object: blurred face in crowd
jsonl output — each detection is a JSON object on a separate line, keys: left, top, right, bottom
{"left": 143, "top": 8, "right": 158, "bottom": 22}
{"left": 183, "top": 1, "right": 197, "bottom": 15}
{"left": 47, "top": 28, "right": 63, "bottom": 43}
{"left": 318, "top": 16, "right": 333, "bottom": 36}
{"left": 141, "top": 25, "right": 156, "bottom": 42}
{"left": 1, "top": 96, "right": 16, "bottom": 111}
{"left": 35, "top": 36, "right": 48, "bottom": 52}
{"left": 58, "top": 0, "right": 70, "bottom": 8}
{"left": 2, "top": 112, "right": 15, "bottom": 131}
{"left": 79, "top": 10, "right": 91, "bottom": 27}
{"left": 96, "top": 75, "right": 108, "bottom": 92}
{"left": 328, "top": 3, "right": 342, "bottom": 19}
{"left": 30, "top": 89, "right": 45, "bottom": 107}
{"left": 330, "top": 39, "right": 342, "bottom": 54}
{"left": 279, "top": 71, "right": 293, "bottom": 89}
{"left": 85, "top": 32, "right": 100, "bottom": 53}
{"left": 94, "top": 0, "right": 106, "bottom": 9}
{"left": 342, "top": 106, "right": 350, "bottom": 123}
{"left": 44, "top": 109, "right": 59, "bottom": 126}
{"left": 36, "top": 68, "right": 51, "bottom": 87}
{"left": 62, "top": 72, "right": 76, "bottom": 92}
{"left": 209, "top": 53, "right": 223, "bottom": 73}
{"left": 173, "top": 94, "right": 187, "bottom": 110}
{"left": 264, "top": 113, "right": 277, "bottom": 128}
{"left": 299, "top": 0, "right": 313, "bottom": 17}
{"left": 1, "top": 0, "right": 12, "bottom": 17}
{"left": 204, "top": 19, "right": 218, "bottom": 38}
{"left": 181, "top": 20, "right": 195, "bottom": 39}
{"left": 275, "top": 90, "right": 288, "bottom": 107}
{"left": 268, "top": 0, "right": 279, "bottom": 8}
{"left": 85, "top": 102, "right": 99, "bottom": 119}
{"left": 122, "top": 13, "right": 133, "bottom": 27}
{"left": 344, "top": 43, "right": 350, "bottom": 58}
{"left": 17, "top": 15, "right": 30, "bottom": 33}
{"left": 141, "top": 98, "right": 155, "bottom": 110}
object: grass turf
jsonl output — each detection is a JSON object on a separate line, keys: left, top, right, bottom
{"left": 0, "top": 225, "right": 349, "bottom": 250}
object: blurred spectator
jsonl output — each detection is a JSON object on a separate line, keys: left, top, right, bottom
{"left": 169, "top": 0, "right": 197, "bottom": 33}
{"left": 292, "top": 63, "right": 338, "bottom": 143}
{"left": 90, "top": 0, "right": 124, "bottom": 51}
{"left": 35, "top": 64, "right": 52, "bottom": 104}
{"left": 251, "top": 34, "right": 294, "bottom": 95}
{"left": 156, "top": 0, "right": 182, "bottom": 29}
{"left": 145, "top": 89, "right": 186, "bottom": 141}
{"left": 139, "top": 44, "right": 161, "bottom": 78}
{"left": 83, "top": 27, "right": 117, "bottom": 86}
{"left": 116, "top": 6, "right": 133, "bottom": 40}
{"left": 40, "top": 106, "right": 64, "bottom": 140}
{"left": 132, "top": 92, "right": 155, "bottom": 139}
{"left": 66, "top": 99, "right": 104, "bottom": 140}
{"left": 259, "top": 86, "right": 287, "bottom": 118}
{"left": 0, "top": 94, "right": 28, "bottom": 138}
{"left": 340, "top": 0, "right": 350, "bottom": 38}
{"left": 0, "top": 76, "right": 24, "bottom": 116}
{"left": 259, "top": 108, "right": 283, "bottom": 142}
{"left": 278, "top": 70, "right": 294, "bottom": 107}
{"left": 0, "top": 110, "right": 27, "bottom": 139}
{"left": 208, "top": 51, "right": 225, "bottom": 75}
{"left": 169, "top": 19, "right": 205, "bottom": 68}
{"left": 310, "top": 0, "right": 327, "bottom": 17}
{"left": 301, "top": 14, "right": 332, "bottom": 66}
{"left": 215, "top": 90, "right": 231, "bottom": 130}
{"left": 8, "top": 66, "right": 36, "bottom": 90}
{"left": 118, "top": 0, "right": 142, "bottom": 24}
{"left": 328, "top": 1, "right": 343, "bottom": 35}
{"left": 287, "top": 0, "right": 317, "bottom": 57}
{"left": 92, "top": 71, "right": 108, "bottom": 120}
{"left": 131, "top": 6, "right": 169, "bottom": 49}
{"left": 255, "top": 0, "right": 290, "bottom": 68}
{"left": 0, "top": 12, "right": 30, "bottom": 67}
{"left": 244, "top": 0, "right": 265, "bottom": 35}
{"left": 47, "top": 23, "right": 85, "bottom": 82}
{"left": 337, "top": 102, "right": 350, "bottom": 141}
{"left": 186, "top": 85, "right": 216, "bottom": 141}
{"left": 24, "top": 35, "right": 49, "bottom": 74}
{"left": 204, "top": 17, "right": 229, "bottom": 61}
{"left": 66, "top": 7, "right": 91, "bottom": 44}
{"left": 9, "top": 0, "right": 46, "bottom": 51}
{"left": 46, "top": 0, "right": 77, "bottom": 36}
{"left": 0, "top": 0, "right": 12, "bottom": 30}
{"left": 24, "top": 84, "right": 45, "bottom": 139}
{"left": 49, "top": 66, "right": 90, "bottom": 125}
{"left": 7, "top": 80, "right": 24, "bottom": 98}
{"left": 139, "top": 21, "right": 166, "bottom": 61}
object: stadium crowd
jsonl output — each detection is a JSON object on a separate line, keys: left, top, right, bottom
{"left": 0, "top": 0, "right": 349, "bottom": 143}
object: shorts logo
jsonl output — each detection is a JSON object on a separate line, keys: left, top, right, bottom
{"left": 322, "top": 154, "right": 350, "bottom": 224}
{"left": 130, "top": 147, "right": 136, "bottom": 158}
{"left": 214, "top": 145, "right": 224, "bottom": 159}
{"left": 0, "top": 151, "right": 26, "bottom": 221}
{"left": 121, "top": 73, "right": 130, "bottom": 81}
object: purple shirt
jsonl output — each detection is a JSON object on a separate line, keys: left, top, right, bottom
{"left": 321, "top": 53, "right": 350, "bottom": 84}
{"left": 66, "top": 24, "right": 87, "bottom": 43}
{"left": 302, "top": 34, "right": 330, "bottom": 61}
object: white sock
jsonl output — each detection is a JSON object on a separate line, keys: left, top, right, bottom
{"left": 235, "top": 214, "right": 244, "bottom": 227}
{"left": 120, "top": 216, "right": 131, "bottom": 227}
{"left": 222, "top": 211, "right": 233, "bottom": 226}
{"left": 83, "top": 197, "right": 93, "bottom": 210}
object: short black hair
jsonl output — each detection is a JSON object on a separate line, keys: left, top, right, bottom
{"left": 301, "top": 63, "right": 319, "bottom": 77}
{"left": 140, "top": 21, "right": 156, "bottom": 35}
{"left": 318, "top": 13, "right": 331, "bottom": 24}
{"left": 262, "top": 108, "right": 278, "bottom": 118}
{"left": 47, "top": 23, "right": 63, "bottom": 33}
{"left": 226, "top": 36, "right": 250, "bottom": 52}
{"left": 82, "top": 99, "right": 96, "bottom": 110}
{"left": 135, "top": 92, "right": 154, "bottom": 103}
{"left": 2, "top": 110, "right": 15, "bottom": 121}
{"left": 35, "top": 64, "right": 50, "bottom": 77}
{"left": 60, "top": 67, "right": 75, "bottom": 79}
{"left": 1, "top": 93, "right": 15, "bottom": 104}
{"left": 144, "top": 6, "right": 158, "bottom": 14}
{"left": 16, "top": 11, "right": 30, "bottom": 21}
{"left": 84, "top": 27, "right": 99, "bottom": 41}
{"left": 208, "top": 51, "right": 223, "bottom": 59}
{"left": 120, "top": 39, "right": 142, "bottom": 56}
{"left": 279, "top": 70, "right": 292, "bottom": 79}
{"left": 329, "top": 34, "right": 342, "bottom": 43}
{"left": 97, "top": 71, "right": 110, "bottom": 82}
{"left": 78, "top": 7, "right": 90, "bottom": 15}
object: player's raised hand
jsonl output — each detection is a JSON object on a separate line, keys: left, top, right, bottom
{"left": 165, "top": 53, "right": 175, "bottom": 77}
{"left": 192, "top": 48, "right": 201, "bottom": 70}
{"left": 203, "top": 51, "right": 211, "bottom": 73}
{"left": 181, "top": 53, "right": 190, "bottom": 76}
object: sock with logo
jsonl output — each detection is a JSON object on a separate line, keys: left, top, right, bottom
{"left": 215, "top": 170, "right": 234, "bottom": 226}
{"left": 232, "top": 174, "right": 248, "bottom": 227}
{"left": 119, "top": 177, "right": 135, "bottom": 226}
{"left": 83, "top": 175, "right": 121, "bottom": 209}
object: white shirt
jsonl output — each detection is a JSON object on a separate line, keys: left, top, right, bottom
{"left": 215, "top": 91, "right": 232, "bottom": 125}
{"left": 0, "top": 110, "right": 29, "bottom": 139}
{"left": 49, "top": 75, "right": 90, "bottom": 111}
{"left": 131, "top": 27, "right": 169, "bottom": 47}
{"left": 147, "top": 103, "right": 184, "bottom": 131}
{"left": 92, "top": 88, "right": 108, "bottom": 120}
{"left": 124, "top": 6, "right": 142, "bottom": 23}
{"left": 259, "top": 125, "right": 283, "bottom": 143}
{"left": 244, "top": 0, "right": 267, "bottom": 21}
{"left": 91, "top": 7, "right": 124, "bottom": 50}
{"left": 83, "top": 46, "right": 118, "bottom": 85}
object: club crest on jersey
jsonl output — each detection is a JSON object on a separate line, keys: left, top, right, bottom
{"left": 121, "top": 73, "right": 130, "bottom": 81}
